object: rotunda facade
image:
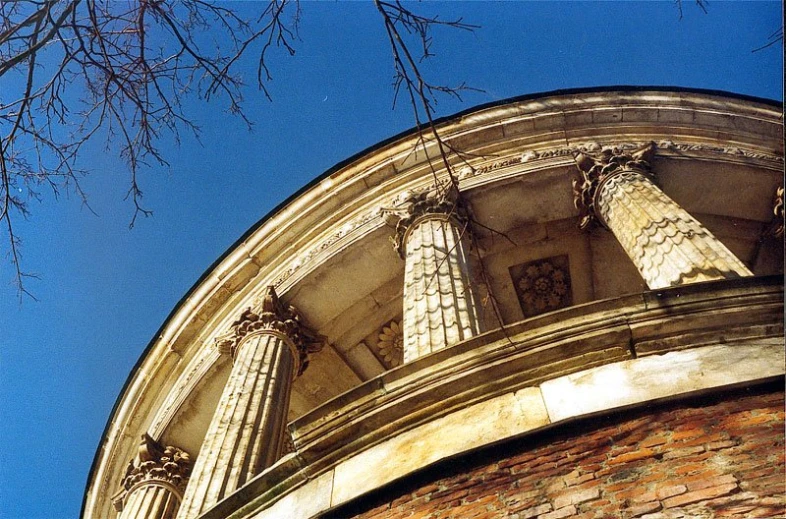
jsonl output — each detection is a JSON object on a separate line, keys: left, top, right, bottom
{"left": 84, "top": 88, "right": 784, "bottom": 519}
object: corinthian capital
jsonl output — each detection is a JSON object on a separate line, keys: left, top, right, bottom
{"left": 572, "top": 141, "right": 657, "bottom": 230}
{"left": 113, "top": 434, "right": 191, "bottom": 511}
{"left": 215, "top": 286, "right": 324, "bottom": 375}
{"left": 381, "top": 184, "right": 469, "bottom": 258}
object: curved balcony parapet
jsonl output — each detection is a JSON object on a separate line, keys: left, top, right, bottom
{"left": 199, "top": 275, "right": 784, "bottom": 519}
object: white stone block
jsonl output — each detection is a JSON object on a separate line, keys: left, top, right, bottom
{"left": 251, "top": 470, "right": 334, "bottom": 519}
{"left": 540, "top": 343, "right": 785, "bottom": 423}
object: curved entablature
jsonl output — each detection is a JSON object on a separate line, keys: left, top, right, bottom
{"left": 83, "top": 88, "right": 784, "bottom": 519}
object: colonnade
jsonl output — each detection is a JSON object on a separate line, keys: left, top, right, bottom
{"left": 117, "top": 142, "right": 754, "bottom": 518}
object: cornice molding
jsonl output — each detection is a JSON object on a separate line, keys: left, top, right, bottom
{"left": 199, "top": 277, "right": 784, "bottom": 519}
{"left": 267, "top": 139, "right": 782, "bottom": 291}
{"left": 458, "top": 139, "right": 783, "bottom": 181}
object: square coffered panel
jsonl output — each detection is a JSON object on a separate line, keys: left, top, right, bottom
{"left": 509, "top": 255, "right": 573, "bottom": 318}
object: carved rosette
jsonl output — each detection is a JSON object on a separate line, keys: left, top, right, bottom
{"left": 513, "top": 256, "right": 573, "bottom": 318}
{"left": 382, "top": 185, "right": 470, "bottom": 259}
{"left": 572, "top": 142, "right": 657, "bottom": 230}
{"left": 377, "top": 320, "right": 404, "bottom": 367}
{"left": 113, "top": 434, "right": 192, "bottom": 512}
{"left": 215, "top": 286, "right": 324, "bottom": 376}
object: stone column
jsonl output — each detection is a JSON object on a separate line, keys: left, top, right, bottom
{"left": 175, "top": 287, "right": 324, "bottom": 519}
{"left": 112, "top": 434, "right": 191, "bottom": 519}
{"left": 573, "top": 142, "right": 752, "bottom": 289}
{"left": 385, "top": 187, "right": 484, "bottom": 363}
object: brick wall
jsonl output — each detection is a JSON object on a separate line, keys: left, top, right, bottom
{"left": 328, "top": 385, "right": 784, "bottom": 519}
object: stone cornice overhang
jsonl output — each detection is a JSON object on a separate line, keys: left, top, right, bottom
{"left": 198, "top": 276, "right": 783, "bottom": 519}
{"left": 82, "top": 88, "right": 784, "bottom": 518}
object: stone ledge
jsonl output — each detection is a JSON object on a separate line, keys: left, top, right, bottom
{"left": 211, "top": 341, "right": 783, "bottom": 519}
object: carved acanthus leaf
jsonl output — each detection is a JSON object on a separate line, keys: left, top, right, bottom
{"left": 572, "top": 141, "right": 657, "bottom": 230}
{"left": 380, "top": 183, "right": 469, "bottom": 258}
{"left": 113, "top": 434, "right": 192, "bottom": 511}
{"left": 215, "top": 286, "right": 324, "bottom": 375}
{"left": 765, "top": 186, "right": 785, "bottom": 239}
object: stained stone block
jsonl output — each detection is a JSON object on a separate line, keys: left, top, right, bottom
{"left": 249, "top": 471, "right": 334, "bottom": 519}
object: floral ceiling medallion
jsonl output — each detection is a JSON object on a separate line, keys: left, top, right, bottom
{"left": 510, "top": 255, "right": 573, "bottom": 318}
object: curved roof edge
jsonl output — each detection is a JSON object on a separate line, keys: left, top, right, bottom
{"left": 80, "top": 85, "right": 783, "bottom": 516}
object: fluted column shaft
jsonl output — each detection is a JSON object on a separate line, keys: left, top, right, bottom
{"left": 176, "top": 333, "right": 294, "bottom": 517}
{"left": 118, "top": 483, "right": 181, "bottom": 519}
{"left": 402, "top": 214, "right": 483, "bottom": 362}
{"left": 385, "top": 188, "right": 484, "bottom": 363}
{"left": 574, "top": 143, "right": 752, "bottom": 290}
{"left": 176, "top": 286, "right": 323, "bottom": 519}
{"left": 598, "top": 170, "right": 751, "bottom": 288}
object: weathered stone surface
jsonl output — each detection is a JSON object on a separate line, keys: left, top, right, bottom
{"left": 117, "top": 485, "right": 181, "bottom": 519}
{"left": 249, "top": 471, "right": 334, "bottom": 519}
{"left": 385, "top": 187, "right": 485, "bottom": 362}
{"left": 336, "top": 388, "right": 784, "bottom": 519}
{"left": 330, "top": 387, "right": 550, "bottom": 507}
{"left": 176, "top": 333, "right": 298, "bottom": 518}
{"left": 114, "top": 434, "right": 192, "bottom": 519}
{"left": 84, "top": 91, "right": 784, "bottom": 519}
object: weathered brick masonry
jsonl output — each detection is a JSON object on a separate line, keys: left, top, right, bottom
{"left": 330, "top": 384, "right": 785, "bottom": 519}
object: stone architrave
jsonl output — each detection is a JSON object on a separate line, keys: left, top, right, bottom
{"left": 572, "top": 142, "right": 752, "bottom": 289}
{"left": 175, "top": 287, "right": 324, "bottom": 519}
{"left": 383, "top": 186, "right": 484, "bottom": 363}
{"left": 112, "top": 434, "right": 192, "bottom": 519}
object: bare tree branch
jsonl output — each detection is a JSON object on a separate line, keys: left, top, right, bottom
{"left": 1, "top": 0, "right": 302, "bottom": 297}
{"left": 752, "top": 26, "right": 784, "bottom": 53}
{"left": 673, "top": 0, "right": 708, "bottom": 20}
{"left": 373, "top": 0, "right": 518, "bottom": 338}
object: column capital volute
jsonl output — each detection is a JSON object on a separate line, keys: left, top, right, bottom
{"left": 770, "top": 186, "right": 784, "bottom": 239}
{"left": 113, "top": 434, "right": 192, "bottom": 511}
{"left": 215, "top": 286, "right": 325, "bottom": 376}
{"left": 572, "top": 141, "right": 657, "bottom": 230}
{"left": 381, "top": 184, "right": 469, "bottom": 259}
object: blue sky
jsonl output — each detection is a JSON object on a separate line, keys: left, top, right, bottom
{"left": 0, "top": 2, "right": 782, "bottom": 518}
